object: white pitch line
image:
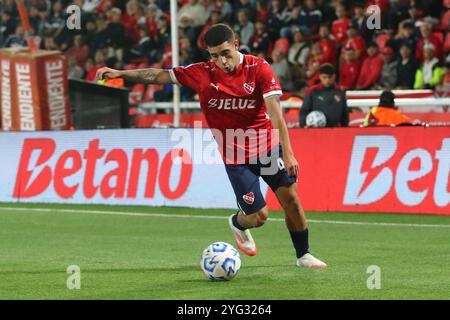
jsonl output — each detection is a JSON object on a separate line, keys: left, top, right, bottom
{"left": 0, "top": 206, "right": 449, "bottom": 229}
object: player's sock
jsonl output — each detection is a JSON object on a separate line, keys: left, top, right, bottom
{"left": 232, "top": 213, "right": 246, "bottom": 231}
{"left": 289, "top": 229, "right": 310, "bottom": 259}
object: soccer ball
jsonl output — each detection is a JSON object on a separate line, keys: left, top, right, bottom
{"left": 306, "top": 110, "right": 327, "bottom": 128}
{"left": 200, "top": 242, "right": 241, "bottom": 281}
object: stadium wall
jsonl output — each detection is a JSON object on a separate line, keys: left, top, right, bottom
{"left": 0, "top": 127, "right": 449, "bottom": 215}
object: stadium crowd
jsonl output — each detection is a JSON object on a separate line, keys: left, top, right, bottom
{"left": 2, "top": 0, "right": 450, "bottom": 102}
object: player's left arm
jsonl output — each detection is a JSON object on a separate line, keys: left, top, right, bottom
{"left": 265, "top": 95, "right": 299, "bottom": 177}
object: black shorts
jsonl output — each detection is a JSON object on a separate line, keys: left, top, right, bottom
{"left": 224, "top": 145, "right": 297, "bottom": 214}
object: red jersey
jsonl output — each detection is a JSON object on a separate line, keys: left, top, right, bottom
{"left": 170, "top": 54, "right": 282, "bottom": 164}
{"left": 331, "top": 18, "right": 351, "bottom": 43}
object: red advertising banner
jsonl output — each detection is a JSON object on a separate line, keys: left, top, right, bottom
{"left": 265, "top": 127, "right": 450, "bottom": 215}
{"left": 135, "top": 112, "right": 450, "bottom": 128}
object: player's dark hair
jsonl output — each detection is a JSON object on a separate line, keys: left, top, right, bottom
{"left": 204, "top": 24, "right": 235, "bottom": 47}
{"left": 319, "top": 63, "right": 336, "bottom": 75}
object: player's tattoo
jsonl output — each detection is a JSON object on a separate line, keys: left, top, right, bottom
{"left": 121, "top": 68, "right": 162, "bottom": 84}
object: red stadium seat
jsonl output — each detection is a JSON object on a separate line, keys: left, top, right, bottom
{"left": 142, "top": 85, "right": 163, "bottom": 102}
{"left": 124, "top": 64, "right": 137, "bottom": 70}
{"left": 129, "top": 84, "right": 145, "bottom": 104}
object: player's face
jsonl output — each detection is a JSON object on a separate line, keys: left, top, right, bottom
{"left": 207, "top": 40, "right": 240, "bottom": 73}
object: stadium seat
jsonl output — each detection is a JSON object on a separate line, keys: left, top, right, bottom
{"left": 129, "top": 83, "right": 145, "bottom": 104}
{"left": 142, "top": 85, "right": 163, "bottom": 102}
{"left": 124, "top": 64, "right": 137, "bottom": 70}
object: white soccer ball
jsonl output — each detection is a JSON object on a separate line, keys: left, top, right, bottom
{"left": 200, "top": 242, "right": 241, "bottom": 281}
{"left": 306, "top": 110, "right": 327, "bottom": 128}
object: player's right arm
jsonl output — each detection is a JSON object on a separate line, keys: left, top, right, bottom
{"left": 95, "top": 67, "right": 175, "bottom": 85}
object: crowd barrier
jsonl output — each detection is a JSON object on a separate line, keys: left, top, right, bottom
{"left": 0, "top": 127, "right": 448, "bottom": 215}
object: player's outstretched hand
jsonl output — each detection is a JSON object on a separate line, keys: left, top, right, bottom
{"left": 95, "top": 67, "right": 122, "bottom": 82}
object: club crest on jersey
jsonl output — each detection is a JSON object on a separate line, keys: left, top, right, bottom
{"left": 334, "top": 95, "right": 341, "bottom": 102}
{"left": 243, "top": 192, "right": 255, "bottom": 205}
{"left": 243, "top": 82, "right": 255, "bottom": 94}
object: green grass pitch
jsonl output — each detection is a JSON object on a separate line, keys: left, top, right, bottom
{"left": 0, "top": 203, "right": 449, "bottom": 300}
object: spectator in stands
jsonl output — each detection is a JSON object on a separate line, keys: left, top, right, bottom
{"left": 389, "top": 21, "right": 418, "bottom": 54}
{"left": 279, "top": 0, "right": 301, "bottom": 39}
{"left": 414, "top": 43, "right": 444, "bottom": 89}
{"left": 255, "top": 0, "right": 270, "bottom": 22}
{"left": 0, "top": 11, "right": 16, "bottom": 46}
{"left": 396, "top": 43, "right": 419, "bottom": 89}
{"left": 300, "top": 63, "right": 349, "bottom": 128}
{"left": 128, "top": 25, "right": 152, "bottom": 62}
{"left": 266, "top": 0, "right": 284, "bottom": 42}
{"left": 198, "top": 10, "right": 223, "bottom": 50}
{"left": 376, "top": 46, "right": 398, "bottom": 90}
{"left": 68, "top": 56, "right": 85, "bottom": 79}
{"left": 317, "top": 24, "right": 337, "bottom": 65}
{"left": 298, "top": 0, "right": 322, "bottom": 34}
{"left": 339, "top": 46, "right": 361, "bottom": 90}
{"left": 65, "top": 34, "right": 90, "bottom": 69}
{"left": 288, "top": 28, "right": 310, "bottom": 70}
{"left": 233, "top": 0, "right": 257, "bottom": 23}
{"left": 3, "top": 25, "right": 26, "bottom": 48}
{"left": 155, "top": 15, "right": 170, "bottom": 52}
{"left": 305, "top": 43, "right": 325, "bottom": 87}
{"left": 41, "top": 34, "right": 59, "bottom": 50}
{"left": 356, "top": 42, "right": 384, "bottom": 89}
{"left": 438, "top": 62, "right": 450, "bottom": 90}
{"left": 351, "top": 2, "right": 373, "bottom": 42}
{"left": 363, "top": 91, "right": 413, "bottom": 126}
{"left": 250, "top": 20, "right": 270, "bottom": 57}
{"left": 203, "top": 0, "right": 216, "bottom": 18}
{"left": 145, "top": 4, "right": 161, "bottom": 43}
{"left": 341, "top": 25, "right": 366, "bottom": 61}
{"left": 85, "top": 49, "right": 106, "bottom": 82}
{"left": 331, "top": 3, "right": 351, "bottom": 45}
{"left": 178, "top": 0, "right": 207, "bottom": 42}
{"left": 416, "top": 22, "right": 443, "bottom": 61}
{"left": 105, "top": 7, "right": 127, "bottom": 62}
{"left": 234, "top": 9, "right": 255, "bottom": 50}
{"left": 215, "top": 0, "right": 233, "bottom": 23}
{"left": 271, "top": 48, "right": 294, "bottom": 92}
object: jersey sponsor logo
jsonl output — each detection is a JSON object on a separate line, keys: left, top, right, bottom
{"left": 207, "top": 98, "right": 256, "bottom": 110}
{"left": 243, "top": 192, "right": 255, "bottom": 205}
{"left": 244, "top": 62, "right": 259, "bottom": 68}
{"left": 210, "top": 83, "right": 219, "bottom": 91}
{"left": 243, "top": 82, "right": 255, "bottom": 94}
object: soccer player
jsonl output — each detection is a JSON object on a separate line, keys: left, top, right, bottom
{"left": 96, "top": 24, "right": 327, "bottom": 268}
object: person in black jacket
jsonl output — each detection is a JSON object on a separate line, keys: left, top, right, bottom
{"left": 300, "top": 63, "right": 349, "bottom": 127}
{"left": 396, "top": 43, "right": 419, "bottom": 89}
